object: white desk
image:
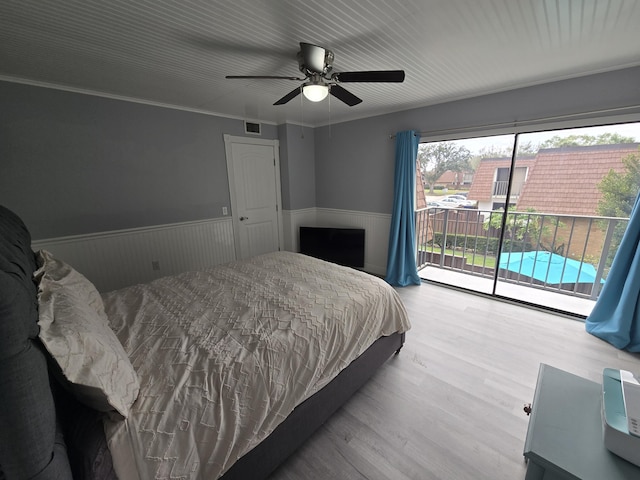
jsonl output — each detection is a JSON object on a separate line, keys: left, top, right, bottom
{"left": 523, "top": 364, "right": 640, "bottom": 480}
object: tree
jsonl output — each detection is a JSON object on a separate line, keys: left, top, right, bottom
{"left": 483, "top": 207, "right": 563, "bottom": 253}
{"left": 476, "top": 141, "right": 539, "bottom": 159}
{"left": 540, "top": 133, "right": 636, "bottom": 149}
{"left": 596, "top": 148, "right": 640, "bottom": 267}
{"left": 597, "top": 148, "right": 640, "bottom": 218}
{"left": 418, "top": 142, "right": 471, "bottom": 193}
{"left": 471, "top": 141, "right": 538, "bottom": 170}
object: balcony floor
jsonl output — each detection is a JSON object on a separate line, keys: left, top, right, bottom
{"left": 419, "top": 266, "right": 596, "bottom": 317}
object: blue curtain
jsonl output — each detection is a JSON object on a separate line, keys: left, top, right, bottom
{"left": 385, "top": 130, "right": 421, "bottom": 287}
{"left": 585, "top": 193, "right": 640, "bottom": 352}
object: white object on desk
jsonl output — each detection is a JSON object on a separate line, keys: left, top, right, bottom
{"left": 620, "top": 369, "right": 640, "bottom": 437}
{"left": 602, "top": 368, "right": 640, "bottom": 468}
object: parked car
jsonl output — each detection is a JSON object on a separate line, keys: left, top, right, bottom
{"left": 436, "top": 197, "right": 464, "bottom": 208}
{"left": 443, "top": 194, "right": 475, "bottom": 207}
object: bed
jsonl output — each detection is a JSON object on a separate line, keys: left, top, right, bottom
{"left": 0, "top": 205, "right": 410, "bottom": 480}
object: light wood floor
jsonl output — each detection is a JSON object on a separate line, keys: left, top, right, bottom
{"left": 269, "top": 281, "right": 640, "bottom": 480}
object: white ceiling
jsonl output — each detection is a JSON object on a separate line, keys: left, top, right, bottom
{"left": 2, "top": 0, "right": 639, "bottom": 127}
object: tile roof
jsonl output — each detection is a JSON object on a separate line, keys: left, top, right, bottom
{"left": 435, "top": 169, "right": 473, "bottom": 185}
{"left": 467, "top": 157, "right": 537, "bottom": 202}
{"left": 517, "top": 144, "right": 639, "bottom": 215}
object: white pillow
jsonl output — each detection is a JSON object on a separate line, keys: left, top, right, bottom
{"left": 35, "top": 250, "right": 139, "bottom": 418}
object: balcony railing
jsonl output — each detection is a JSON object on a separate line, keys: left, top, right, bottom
{"left": 493, "top": 180, "right": 524, "bottom": 197}
{"left": 493, "top": 181, "right": 509, "bottom": 196}
{"left": 415, "top": 207, "right": 628, "bottom": 300}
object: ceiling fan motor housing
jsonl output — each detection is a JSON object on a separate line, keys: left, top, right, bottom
{"left": 297, "top": 42, "right": 333, "bottom": 77}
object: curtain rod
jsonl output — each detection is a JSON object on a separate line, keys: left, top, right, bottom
{"left": 388, "top": 104, "right": 640, "bottom": 139}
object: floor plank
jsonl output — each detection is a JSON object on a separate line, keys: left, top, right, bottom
{"left": 269, "top": 282, "right": 640, "bottom": 479}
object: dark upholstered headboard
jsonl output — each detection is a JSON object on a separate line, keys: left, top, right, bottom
{"left": 0, "top": 205, "right": 73, "bottom": 479}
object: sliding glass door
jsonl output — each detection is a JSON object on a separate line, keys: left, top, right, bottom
{"left": 416, "top": 133, "right": 515, "bottom": 295}
{"left": 416, "top": 122, "right": 640, "bottom": 316}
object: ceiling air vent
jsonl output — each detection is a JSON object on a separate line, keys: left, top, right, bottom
{"left": 244, "top": 121, "right": 261, "bottom": 135}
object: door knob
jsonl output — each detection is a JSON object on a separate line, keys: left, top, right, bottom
{"left": 240, "top": 216, "right": 248, "bottom": 221}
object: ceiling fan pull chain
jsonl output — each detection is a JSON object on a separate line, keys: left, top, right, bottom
{"left": 328, "top": 91, "right": 332, "bottom": 139}
{"left": 300, "top": 86, "right": 305, "bottom": 138}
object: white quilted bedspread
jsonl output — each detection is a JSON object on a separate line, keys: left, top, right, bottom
{"left": 101, "top": 251, "right": 410, "bottom": 480}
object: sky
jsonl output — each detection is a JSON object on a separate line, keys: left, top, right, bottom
{"left": 433, "top": 121, "right": 640, "bottom": 155}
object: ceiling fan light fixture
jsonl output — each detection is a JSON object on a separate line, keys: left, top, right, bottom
{"left": 302, "top": 83, "right": 329, "bottom": 102}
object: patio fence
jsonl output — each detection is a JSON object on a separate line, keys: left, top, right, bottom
{"left": 415, "top": 207, "right": 629, "bottom": 300}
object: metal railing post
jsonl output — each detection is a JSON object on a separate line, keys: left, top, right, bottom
{"left": 440, "top": 209, "right": 449, "bottom": 267}
{"left": 591, "top": 218, "right": 618, "bottom": 300}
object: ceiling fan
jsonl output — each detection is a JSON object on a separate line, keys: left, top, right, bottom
{"left": 226, "top": 42, "right": 405, "bottom": 106}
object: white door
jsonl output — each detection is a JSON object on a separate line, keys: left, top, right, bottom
{"left": 224, "top": 135, "right": 283, "bottom": 259}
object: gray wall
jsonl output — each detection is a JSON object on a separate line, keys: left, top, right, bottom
{"left": 277, "top": 123, "right": 316, "bottom": 210}
{"left": 3, "top": 66, "right": 640, "bottom": 239}
{"left": 0, "top": 81, "right": 278, "bottom": 239}
{"left": 314, "top": 66, "right": 640, "bottom": 214}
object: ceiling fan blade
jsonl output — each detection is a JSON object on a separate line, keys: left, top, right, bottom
{"left": 330, "top": 85, "right": 362, "bottom": 106}
{"left": 299, "top": 42, "right": 326, "bottom": 73}
{"left": 334, "top": 70, "right": 405, "bottom": 83}
{"left": 226, "top": 75, "right": 305, "bottom": 81}
{"left": 274, "top": 87, "right": 302, "bottom": 105}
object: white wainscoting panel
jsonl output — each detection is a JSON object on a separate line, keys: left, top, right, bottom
{"left": 315, "top": 208, "right": 391, "bottom": 276}
{"left": 282, "top": 208, "right": 317, "bottom": 252}
{"left": 32, "top": 218, "right": 236, "bottom": 292}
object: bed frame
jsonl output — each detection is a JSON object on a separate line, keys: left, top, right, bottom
{"left": 222, "top": 331, "right": 404, "bottom": 479}
{"left": 0, "top": 205, "right": 404, "bottom": 480}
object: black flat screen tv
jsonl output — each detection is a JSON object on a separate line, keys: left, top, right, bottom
{"left": 299, "top": 226, "right": 365, "bottom": 268}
